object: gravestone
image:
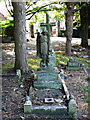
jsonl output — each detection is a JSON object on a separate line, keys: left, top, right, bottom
{"left": 66, "top": 57, "right": 80, "bottom": 70}
{"left": 25, "top": 13, "right": 77, "bottom": 120}
{"left": 24, "top": 96, "right": 32, "bottom": 113}
{"left": 35, "top": 13, "right": 60, "bottom": 89}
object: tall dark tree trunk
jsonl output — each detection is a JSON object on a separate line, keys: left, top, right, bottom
{"left": 56, "top": 20, "right": 60, "bottom": 37}
{"left": 65, "top": 2, "right": 75, "bottom": 56}
{"left": 12, "top": 2, "right": 28, "bottom": 73}
{"left": 30, "top": 24, "right": 35, "bottom": 38}
{"left": 80, "top": 3, "right": 88, "bottom": 47}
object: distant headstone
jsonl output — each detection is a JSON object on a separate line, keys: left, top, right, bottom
{"left": 66, "top": 57, "right": 80, "bottom": 70}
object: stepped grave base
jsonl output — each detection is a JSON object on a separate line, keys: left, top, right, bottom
{"left": 30, "top": 88, "right": 68, "bottom": 115}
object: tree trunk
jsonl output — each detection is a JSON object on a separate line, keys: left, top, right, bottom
{"left": 30, "top": 24, "right": 35, "bottom": 38}
{"left": 80, "top": 3, "right": 88, "bottom": 47}
{"left": 56, "top": 20, "right": 60, "bottom": 37}
{"left": 65, "top": 3, "right": 75, "bottom": 56}
{"left": 12, "top": 2, "right": 28, "bottom": 73}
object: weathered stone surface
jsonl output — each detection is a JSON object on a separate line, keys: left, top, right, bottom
{"left": 16, "top": 69, "right": 21, "bottom": 78}
{"left": 66, "top": 66, "right": 80, "bottom": 70}
{"left": 34, "top": 81, "right": 62, "bottom": 89}
{"left": 31, "top": 105, "right": 67, "bottom": 115}
{"left": 24, "top": 100, "right": 32, "bottom": 113}
{"left": 35, "top": 69, "right": 62, "bottom": 89}
{"left": 68, "top": 96, "right": 76, "bottom": 115}
{"left": 36, "top": 89, "right": 63, "bottom": 99}
{"left": 37, "top": 69, "right": 58, "bottom": 81}
{"left": 44, "top": 98, "right": 54, "bottom": 104}
{"left": 68, "top": 62, "right": 80, "bottom": 67}
{"left": 48, "top": 53, "right": 56, "bottom": 68}
{"left": 66, "top": 57, "right": 80, "bottom": 70}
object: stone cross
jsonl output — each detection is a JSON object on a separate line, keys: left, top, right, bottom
{"left": 40, "top": 13, "right": 54, "bottom": 54}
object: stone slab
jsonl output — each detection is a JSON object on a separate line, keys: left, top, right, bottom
{"left": 68, "top": 62, "right": 80, "bottom": 67}
{"left": 34, "top": 81, "right": 62, "bottom": 89}
{"left": 37, "top": 70, "right": 58, "bottom": 81}
{"left": 31, "top": 105, "right": 67, "bottom": 115}
{"left": 36, "top": 89, "right": 64, "bottom": 99}
{"left": 58, "top": 74, "right": 69, "bottom": 100}
{"left": 66, "top": 66, "right": 80, "bottom": 70}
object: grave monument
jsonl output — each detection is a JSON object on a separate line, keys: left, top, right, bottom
{"left": 24, "top": 13, "right": 77, "bottom": 120}
{"left": 36, "top": 30, "right": 41, "bottom": 57}
{"left": 66, "top": 57, "right": 80, "bottom": 70}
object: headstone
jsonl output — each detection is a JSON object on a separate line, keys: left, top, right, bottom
{"left": 24, "top": 96, "right": 32, "bottom": 113}
{"left": 16, "top": 69, "right": 21, "bottom": 78}
{"left": 68, "top": 95, "right": 76, "bottom": 115}
{"left": 35, "top": 13, "right": 61, "bottom": 88}
{"left": 66, "top": 57, "right": 80, "bottom": 70}
{"left": 26, "top": 13, "right": 76, "bottom": 119}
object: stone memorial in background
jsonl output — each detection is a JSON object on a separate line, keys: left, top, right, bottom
{"left": 36, "top": 30, "right": 41, "bottom": 57}
{"left": 66, "top": 57, "right": 80, "bottom": 70}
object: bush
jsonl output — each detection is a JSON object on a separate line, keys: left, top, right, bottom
{"left": 5, "top": 25, "right": 14, "bottom": 37}
{"left": 0, "top": 20, "right": 14, "bottom": 37}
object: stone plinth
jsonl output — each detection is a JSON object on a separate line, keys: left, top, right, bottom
{"left": 31, "top": 105, "right": 67, "bottom": 115}
{"left": 37, "top": 69, "right": 58, "bottom": 81}
{"left": 66, "top": 58, "right": 80, "bottom": 70}
{"left": 24, "top": 100, "right": 32, "bottom": 113}
{"left": 34, "top": 81, "right": 62, "bottom": 89}
{"left": 34, "top": 68, "right": 62, "bottom": 89}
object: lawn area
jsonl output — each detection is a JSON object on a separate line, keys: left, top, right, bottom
{"left": 2, "top": 53, "right": 90, "bottom": 74}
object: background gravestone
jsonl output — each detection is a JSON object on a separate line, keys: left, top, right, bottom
{"left": 66, "top": 57, "right": 80, "bottom": 70}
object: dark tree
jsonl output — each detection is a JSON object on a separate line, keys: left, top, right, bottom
{"left": 30, "top": 24, "right": 35, "bottom": 38}
{"left": 65, "top": 2, "right": 75, "bottom": 56}
{"left": 80, "top": 3, "right": 89, "bottom": 47}
{"left": 56, "top": 20, "right": 60, "bottom": 37}
{"left": 12, "top": 2, "right": 28, "bottom": 73}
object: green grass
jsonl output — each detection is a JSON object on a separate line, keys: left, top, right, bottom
{"left": 2, "top": 62, "right": 14, "bottom": 74}
{"left": 55, "top": 53, "right": 90, "bottom": 68}
{"left": 56, "top": 54, "right": 70, "bottom": 65}
{"left": 2, "top": 57, "right": 41, "bottom": 74}
{"left": 2, "top": 53, "right": 90, "bottom": 74}
{"left": 28, "top": 57, "right": 41, "bottom": 71}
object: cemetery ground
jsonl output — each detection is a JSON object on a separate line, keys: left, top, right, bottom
{"left": 1, "top": 37, "right": 90, "bottom": 120}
